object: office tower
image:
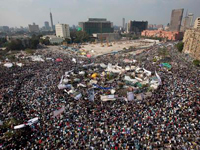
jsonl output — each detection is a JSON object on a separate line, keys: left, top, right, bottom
{"left": 183, "top": 12, "right": 194, "bottom": 30}
{"left": 122, "top": 18, "right": 125, "bottom": 29}
{"left": 50, "top": 11, "right": 54, "bottom": 31}
{"left": 148, "top": 24, "right": 154, "bottom": 29}
{"left": 157, "top": 24, "right": 164, "bottom": 29}
{"left": 55, "top": 24, "right": 70, "bottom": 39}
{"left": 2, "top": 26, "right": 10, "bottom": 32}
{"left": 28, "top": 23, "right": 39, "bottom": 32}
{"left": 127, "top": 20, "right": 148, "bottom": 34}
{"left": 188, "top": 13, "right": 194, "bottom": 27}
{"left": 169, "top": 8, "right": 184, "bottom": 32}
{"left": 44, "top": 21, "right": 50, "bottom": 31}
{"left": 79, "top": 18, "right": 114, "bottom": 35}
{"left": 194, "top": 17, "right": 200, "bottom": 29}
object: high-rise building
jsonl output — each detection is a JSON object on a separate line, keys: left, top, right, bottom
{"left": 50, "top": 11, "right": 54, "bottom": 31}
{"left": 157, "top": 24, "right": 164, "bottom": 29}
{"left": 55, "top": 24, "right": 70, "bottom": 39}
{"left": 2, "top": 26, "right": 10, "bottom": 32}
{"left": 194, "top": 17, "right": 200, "bottom": 29}
{"left": 127, "top": 20, "right": 148, "bottom": 34}
{"left": 28, "top": 23, "right": 39, "bottom": 32}
{"left": 169, "top": 9, "right": 184, "bottom": 32}
{"left": 79, "top": 18, "right": 114, "bottom": 35}
{"left": 183, "top": 12, "right": 194, "bottom": 30}
{"left": 183, "top": 29, "right": 200, "bottom": 60}
{"left": 188, "top": 13, "right": 194, "bottom": 27}
{"left": 122, "top": 18, "right": 125, "bottom": 29}
{"left": 44, "top": 21, "right": 50, "bottom": 31}
{"left": 148, "top": 24, "right": 154, "bottom": 29}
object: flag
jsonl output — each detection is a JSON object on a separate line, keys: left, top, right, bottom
{"left": 155, "top": 71, "right": 162, "bottom": 85}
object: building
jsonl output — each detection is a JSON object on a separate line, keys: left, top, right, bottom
{"left": 2, "top": 26, "right": 9, "bottom": 32}
{"left": 148, "top": 24, "right": 154, "bottom": 30}
{"left": 42, "top": 35, "right": 64, "bottom": 44}
{"left": 169, "top": 9, "right": 184, "bottom": 32}
{"left": 44, "top": 21, "right": 50, "bottom": 31}
{"left": 122, "top": 18, "right": 125, "bottom": 30}
{"left": 28, "top": 23, "right": 39, "bottom": 32}
{"left": 50, "top": 11, "right": 54, "bottom": 31}
{"left": 183, "top": 13, "right": 194, "bottom": 30}
{"left": 0, "top": 26, "right": 10, "bottom": 32}
{"left": 127, "top": 20, "right": 148, "bottom": 34}
{"left": 194, "top": 17, "right": 200, "bottom": 29}
{"left": 183, "top": 29, "right": 200, "bottom": 60}
{"left": 188, "top": 13, "right": 194, "bottom": 26}
{"left": 157, "top": 24, "right": 164, "bottom": 29}
{"left": 55, "top": 24, "right": 70, "bottom": 39}
{"left": 141, "top": 30, "right": 183, "bottom": 41}
{"left": 93, "top": 33, "right": 121, "bottom": 42}
{"left": 79, "top": 18, "right": 114, "bottom": 35}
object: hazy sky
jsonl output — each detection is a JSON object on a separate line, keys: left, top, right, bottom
{"left": 0, "top": 0, "right": 200, "bottom": 28}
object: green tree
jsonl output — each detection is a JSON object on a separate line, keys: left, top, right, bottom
{"left": 29, "top": 34, "right": 40, "bottom": 49}
{"left": 158, "top": 47, "right": 168, "bottom": 58}
{"left": 176, "top": 42, "right": 184, "bottom": 52}
{"left": 75, "top": 31, "right": 90, "bottom": 43}
{"left": 0, "top": 38, "right": 7, "bottom": 47}
{"left": 40, "top": 37, "right": 50, "bottom": 45}
{"left": 193, "top": 60, "right": 200, "bottom": 67}
{"left": 70, "top": 31, "right": 90, "bottom": 43}
{"left": 7, "top": 39, "right": 24, "bottom": 50}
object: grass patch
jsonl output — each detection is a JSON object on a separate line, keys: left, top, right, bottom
{"left": 193, "top": 60, "right": 200, "bottom": 67}
{"left": 25, "top": 49, "right": 35, "bottom": 55}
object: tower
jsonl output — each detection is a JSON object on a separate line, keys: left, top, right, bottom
{"left": 169, "top": 9, "right": 184, "bottom": 32}
{"left": 50, "top": 10, "right": 54, "bottom": 31}
{"left": 122, "top": 18, "right": 125, "bottom": 29}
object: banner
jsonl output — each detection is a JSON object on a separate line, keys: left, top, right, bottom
{"left": 127, "top": 92, "right": 134, "bottom": 101}
{"left": 53, "top": 106, "right": 65, "bottom": 118}
{"left": 101, "top": 95, "right": 116, "bottom": 101}
{"left": 88, "top": 88, "right": 95, "bottom": 101}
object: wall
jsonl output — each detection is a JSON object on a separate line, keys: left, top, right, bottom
{"left": 183, "top": 29, "right": 200, "bottom": 60}
{"left": 141, "top": 30, "right": 183, "bottom": 41}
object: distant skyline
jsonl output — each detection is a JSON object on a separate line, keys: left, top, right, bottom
{"left": 0, "top": 0, "right": 200, "bottom": 28}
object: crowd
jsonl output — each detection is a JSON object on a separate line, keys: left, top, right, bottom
{"left": 0, "top": 43, "right": 199, "bottom": 149}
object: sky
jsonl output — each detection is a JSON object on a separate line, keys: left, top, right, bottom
{"left": 0, "top": 0, "right": 200, "bottom": 28}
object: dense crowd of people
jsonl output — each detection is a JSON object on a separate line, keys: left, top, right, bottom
{"left": 0, "top": 43, "right": 199, "bottom": 149}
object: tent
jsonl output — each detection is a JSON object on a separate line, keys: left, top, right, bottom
{"left": 101, "top": 95, "right": 116, "bottom": 101}
{"left": 161, "top": 63, "right": 172, "bottom": 69}
{"left": 4, "top": 63, "right": 13, "bottom": 68}
{"left": 77, "top": 27, "right": 82, "bottom": 31}
{"left": 56, "top": 58, "right": 63, "bottom": 62}
{"left": 87, "top": 54, "right": 91, "bottom": 58}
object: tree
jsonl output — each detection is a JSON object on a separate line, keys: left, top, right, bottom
{"left": 158, "top": 47, "right": 168, "bottom": 58}
{"left": 7, "top": 39, "right": 24, "bottom": 50}
{"left": 40, "top": 37, "right": 50, "bottom": 45}
{"left": 176, "top": 42, "right": 184, "bottom": 52}
{"left": 0, "top": 38, "right": 7, "bottom": 47}
{"left": 75, "top": 31, "right": 90, "bottom": 43}
{"left": 193, "top": 60, "right": 200, "bottom": 67}
{"left": 29, "top": 34, "right": 40, "bottom": 49}
{"left": 70, "top": 31, "right": 90, "bottom": 43}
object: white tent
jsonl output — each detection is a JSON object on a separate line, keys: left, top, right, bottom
{"left": 4, "top": 63, "right": 13, "bottom": 68}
